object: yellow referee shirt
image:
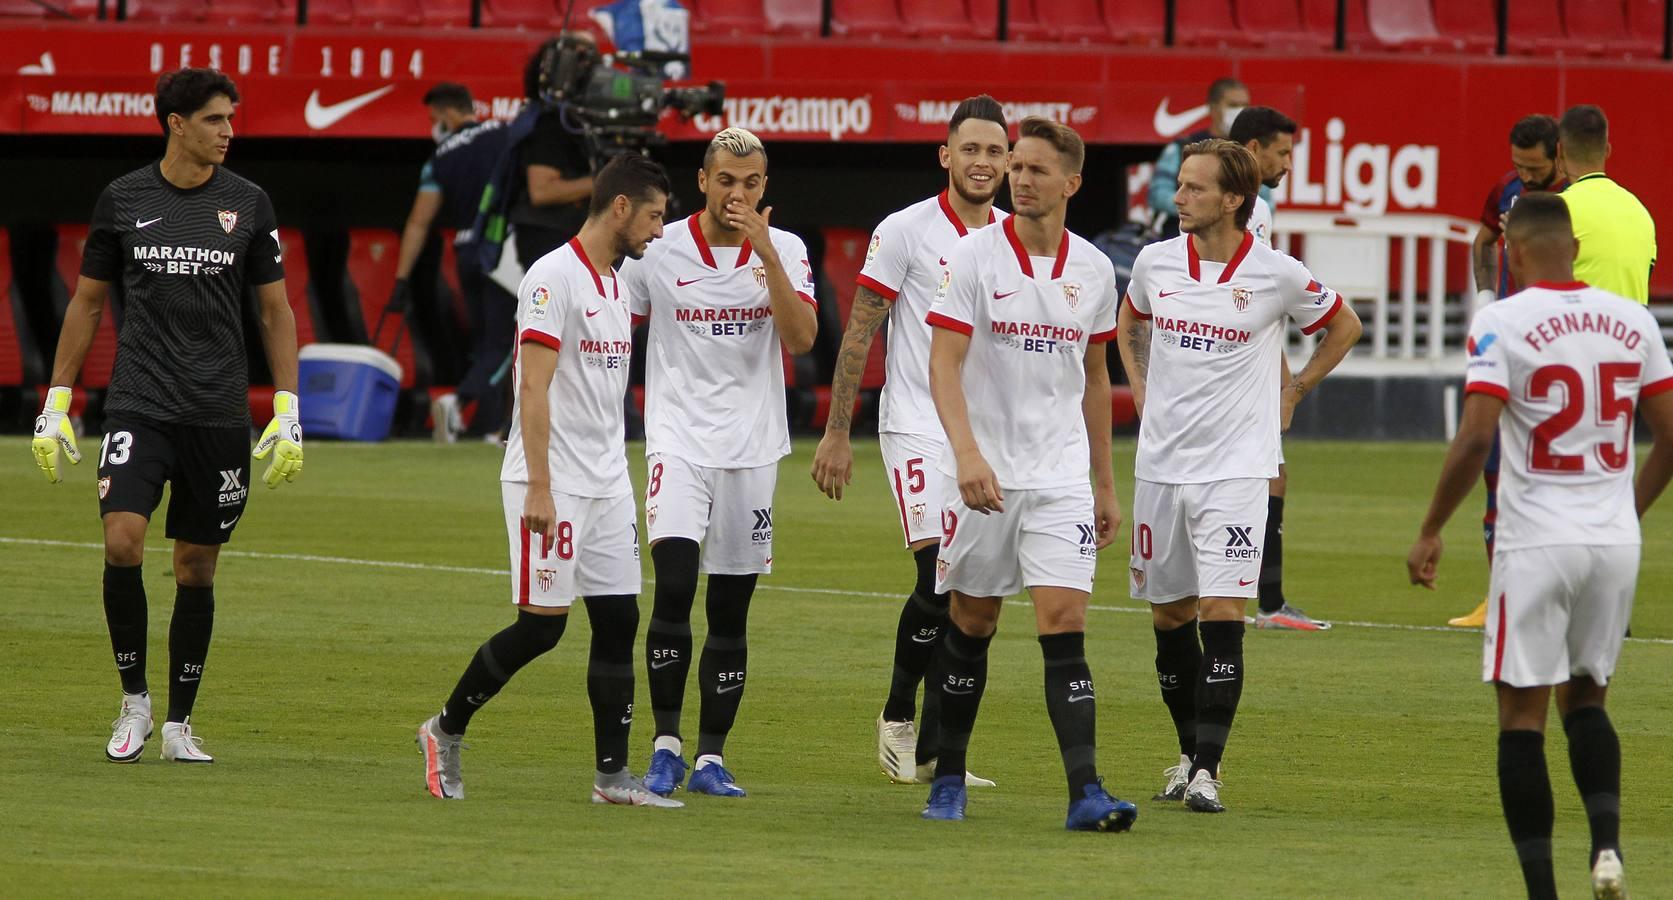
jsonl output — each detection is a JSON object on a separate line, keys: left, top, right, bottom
{"left": 1561, "top": 172, "right": 1657, "bottom": 303}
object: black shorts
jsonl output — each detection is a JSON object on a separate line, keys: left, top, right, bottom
{"left": 97, "top": 413, "right": 252, "bottom": 545}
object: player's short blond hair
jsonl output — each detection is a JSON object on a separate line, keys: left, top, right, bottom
{"left": 1182, "top": 138, "right": 1259, "bottom": 230}
{"left": 704, "top": 127, "right": 768, "bottom": 171}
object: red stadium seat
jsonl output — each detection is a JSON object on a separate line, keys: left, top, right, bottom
{"left": 689, "top": 0, "right": 769, "bottom": 35}
{"left": 0, "top": 0, "right": 65, "bottom": 16}
{"left": 346, "top": 229, "right": 417, "bottom": 388}
{"left": 276, "top": 228, "right": 318, "bottom": 349}
{"left": 1365, "top": 0, "right": 1451, "bottom": 49}
{"left": 831, "top": 0, "right": 909, "bottom": 38}
{"left": 1431, "top": 0, "right": 1499, "bottom": 51}
{"left": 1302, "top": 0, "right": 1373, "bottom": 49}
{"left": 122, "top": 0, "right": 209, "bottom": 21}
{"left": 763, "top": 0, "right": 821, "bottom": 35}
{"left": 1507, "top": 0, "right": 1574, "bottom": 54}
{"left": 973, "top": 0, "right": 1058, "bottom": 40}
{"left": 344, "top": 0, "right": 424, "bottom": 27}
{"left": 1566, "top": 0, "right": 1659, "bottom": 55}
{"left": 53, "top": 225, "right": 119, "bottom": 392}
{"left": 902, "top": 0, "right": 987, "bottom": 39}
{"left": 0, "top": 229, "right": 23, "bottom": 388}
{"left": 1175, "top": 0, "right": 1259, "bottom": 46}
{"left": 986, "top": 0, "right": 1119, "bottom": 42}
{"left": 479, "top": 0, "right": 558, "bottom": 27}
{"left": 1103, "top": 0, "right": 1167, "bottom": 44}
{"left": 1237, "top": 0, "right": 1325, "bottom": 47}
{"left": 1626, "top": 0, "right": 1668, "bottom": 48}
{"left": 301, "top": 0, "right": 354, "bottom": 22}
{"left": 204, "top": 0, "right": 283, "bottom": 23}
{"left": 821, "top": 227, "right": 887, "bottom": 391}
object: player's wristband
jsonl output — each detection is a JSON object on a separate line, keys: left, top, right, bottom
{"left": 1474, "top": 289, "right": 1497, "bottom": 310}
{"left": 43, "top": 385, "right": 72, "bottom": 414}
{"left": 273, "top": 390, "right": 298, "bottom": 417}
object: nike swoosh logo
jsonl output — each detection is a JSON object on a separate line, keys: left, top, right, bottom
{"left": 650, "top": 658, "right": 680, "bottom": 670}
{"left": 465, "top": 696, "right": 484, "bottom": 706}
{"left": 117, "top": 663, "right": 139, "bottom": 670}
{"left": 585, "top": 308, "right": 601, "bottom": 318}
{"left": 304, "top": 84, "right": 396, "bottom": 131}
{"left": 938, "top": 256, "right": 948, "bottom": 266}
{"left": 114, "top": 735, "right": 132, "bottom": 754}
{"left": 1159, "top": 290, "right": 1185, "bottom": 298}
{"left": 676, "top": 277, "right": 706, "bottom": 287}
{"left": 716, "top": 682, "right": 745, "bottom": 694}
{"left": 270, "top": 228, "right": 282, "bottom": 264}
{"left": 909, "top": 634, "right": 938, "bottom": 644}
{"left": 993, "top": 290, "right": 1019, "bottom": 300}
{"left": 1153, "top": 98, "right": 1209, "bottom": 138}
{"left": 1067, "top": 694, "right": 1095, "bottom": 703}
{"left": 1205, "top": 676, "right": 1238, "bottom": 684}
{"left": 136, "top": 217, "right": 161, "bottom": 228}
{"left": 1238, "top": 578, "right": 1256, "bottom": 586}
{"left": 220, "top": 517, "right": 240, "bottom": 529}
{"left": 178, "top": 676, "right": 200, "bottom": 683}
{"left": 944, "top": 687, "right": 974, "bottom": 695}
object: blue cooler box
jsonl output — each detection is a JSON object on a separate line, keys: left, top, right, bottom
{"left": 298, "top": 343, "right": 404, "bottom": 442}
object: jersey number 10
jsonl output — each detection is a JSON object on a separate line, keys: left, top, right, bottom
{"left": 1527, "top": 362, "right": 1638, "bottom": 474}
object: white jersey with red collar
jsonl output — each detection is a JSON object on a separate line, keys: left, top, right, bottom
{"left": 858, "top": 190, "right": 1006, "bottom": 437}
{"left": 620, "top": 213, "right": 817, "bottom": 468}
{"left": 501, "top": 238, "right": 635, "bottom": 497}
{"left": 1126, "top": 232, "right": 1342, "bottom": 485}
{"left": 926, "top": 217, "right": 1119, "bottom": 490}
{"left": 1464, "top": 281, "right": 1673, "bottom": 550}
{"left": 1248, "top": 196, "right": 1273, "bottom": 249}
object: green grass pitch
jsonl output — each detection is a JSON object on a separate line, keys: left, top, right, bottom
{"left": 3, "top": 435, "right": 1671, "bottom": 896}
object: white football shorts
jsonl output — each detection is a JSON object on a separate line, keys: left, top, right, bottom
{"left": 1129, "top": 478, "right": 1268, "bottom": 603}
{"left": 644, "top": 453, "right": 777, "bottom": 575}
{"left": 880, "top": 431, "right": 947, "bottom": 548}
{"left": 934, "top": 479, "right": 1098, "bottom": 598}
{"left": 1484, "top": 544, "right": 1638, "bottom": 687}
{"left": 501, "top": 482, "right": 641, "bottom": 609}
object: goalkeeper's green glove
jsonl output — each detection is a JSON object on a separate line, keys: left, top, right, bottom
{"left": 31, "top": 385, "right": 80, "bottom": 484}
{"left": 252, "top": 390, "right": 303, "bottom": 488}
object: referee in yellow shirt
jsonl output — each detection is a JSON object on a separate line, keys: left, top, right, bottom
{"left": 1556, "top": 104, "right": 1657, "bottom": 302}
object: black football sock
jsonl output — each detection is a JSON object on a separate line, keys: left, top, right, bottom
{"left": 1499, "top": 729, "right": 1558, "bottom": 900}
{"left": 1153, "top": 619, "right": 1201, "bottom": 758}
{"left": 883, "top": 545, "right": 950, "bottom": 723}
{"left": 438, "top": 609, "right": 567, "bottom": 736}
{"left": 164, "top": 585, "right": 214, "bottom": 723}
{"left": 915, "top": 669, "right": 943, "bottom": 767}
{"left": 1258, "top": 496, "right": 1286, "bottom": 614}
{"left": 1563, "top": 706, "right": 1622, "bottom": 866}
{"left": 103, "top": 563, "right": 148, "bottom": 696}
{"left": 696, "top": 574, "right": 755, "bottom": 760}
{"left": 1040, "top": 631, "right": 1098, "bottom": 801}
{"left": 583, "top": 595, "right": 639, "bottom": 775}
{"left": 646, "top": 539, "right": 699, "bottom": 742}
{"left": 1192, "top": 620, "right": 1245, "bottom": 780}
{"left": 931, "top": 622, "right": 992, "bottom": 782}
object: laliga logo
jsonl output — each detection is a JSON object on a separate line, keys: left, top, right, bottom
{"left": 1272, "top": 118, "right": 1439, "bottom": 216}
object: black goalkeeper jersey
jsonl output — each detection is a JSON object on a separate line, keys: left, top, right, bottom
{"left": 80, "top": 161, "right": 285, "bottom": 428}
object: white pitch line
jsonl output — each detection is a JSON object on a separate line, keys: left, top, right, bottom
{"left": 5, "top": 535, "right": 1671, "bottom": 646}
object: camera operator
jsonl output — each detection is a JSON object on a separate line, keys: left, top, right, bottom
{"left": 391, "top": 83, "right": 514, "bottom": 442}
{"left": 510, "top": 34, "right": 598, "bottom": 269}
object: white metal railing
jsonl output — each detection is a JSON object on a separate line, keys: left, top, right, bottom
{"left": 1274, "top": 211, "right": 1480, "bottom": 360}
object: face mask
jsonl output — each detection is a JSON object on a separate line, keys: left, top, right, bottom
{"left": 1218, "top": 105, "right": 1246, "bottom": 135}
{"left": 431, "top": 122, "right": 450, "bottom": 144}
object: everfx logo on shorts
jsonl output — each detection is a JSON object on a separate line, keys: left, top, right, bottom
{"left": 751, "top": 508, "right": 773, "bottom": 545}
{"left": 1076, "top": 523, "right": 1097, "bottom": 559}
{"left": 217, "top": 468, "right": 247, "bottom": 507}
{"left": 1224, "top": 525, "right": 1259, "bottom": 560}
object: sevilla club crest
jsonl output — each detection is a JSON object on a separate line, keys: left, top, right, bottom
{"left": 217, "top": 210, "right": 238, "bottom": 234}
{"left": 1232, "top": 287, "right": 1252, "bottom": 312}
{"left": 752, "top": 265, "right": 767, "bottom": 288}
{"left": 1061, "top": 283, "right": 1082, "bottom": 310}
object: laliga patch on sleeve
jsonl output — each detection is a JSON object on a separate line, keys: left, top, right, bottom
{"left": 528, "top": 283, "right": 551, "bottom": 320}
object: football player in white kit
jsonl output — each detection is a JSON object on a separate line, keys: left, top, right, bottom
{"left": 1118, "top": 139, "right": 1362, "bottom": 814}
{"left": 809, "top": 95, "right": 1006, "bottom": 787}
{"left": 919, "top": 117, "right": 1138, "bottom": 833}
{"left": 619, "top": 128, "right": 818, "bottom": 799}
{"left": 1407, "top": 194, "right": 1673, "bottom": 900}
{"left": 1227, "top": 106, "right": 1331, "bottom": 632}
{"left": 415, "top": 155, "right": 680, "bottom": 808}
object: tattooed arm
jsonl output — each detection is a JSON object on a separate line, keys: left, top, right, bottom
{"left": 810, "top": 284, "right": 893, "bottom": 500}
{"left": 1116, "top": 299, "right": 1151, "bottom": 418}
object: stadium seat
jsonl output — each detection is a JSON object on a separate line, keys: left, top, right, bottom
{"left": 1237, "top": 0, "right": 1325, "bottom": 47}
{"left": 345, "top": 229, "right": 419, "bottom": 388}
{"left": 53, "top": 225, "right": 119, "bottom": 393}
{"left": 341, "top": 0, "right": 426, "bottom": 27}
{"left": 277, "top": 228, "right": 318, "bottom": 349}
{"left": 299, "top": 0, "right": 353, "bottom": 24}
{"left": 1626, "top": 0, "right": 1669, "bottom": 51}
{"left": 204, "top": 0, "right": 283, "bottom": 23}
{"left": 1103, "top": 0, "right": 1167, "bottom": 44}
{"left": 1566, "top": 0, "right": 1659, "bottom": 55}
{"left": 0, "top": 0, "right": 62, "bottom": 16}
{"left": 901, "top": 0, "right": 987, "bottom": 39}
{"left": 122, "top": 0, "right": 209, "bottom": 21}
{"left": 0, "top": 229, "right": 26, "bottom": 389}
{"left": 1431, "top": 0, "right": 1499, "bottom": 51}
{"left": 689, "top": 0, "right": 769, "bottom": 35}
{"left": 479, "top": 0, "right": 559, "bottom": 27}
{"left": 830, "top": 0, "right": 909, "bottom": 38}
{"left": 1176, "top": 0, "right": 1261, "bottom": 45}
{"left": 763, "top": 0, "right": 821, "bottom": 35}
{"left": 1507, "top": 0, "right": 1575, "bottom": 54}
{"left": 972, "top": 0, "right": 1058, "bottom": 40}
{"left": 1302, "top": 0, "right": 1373, "bottom": 49}
{"left": 1365, "top": 0, "right": 1451, "bottom": 50}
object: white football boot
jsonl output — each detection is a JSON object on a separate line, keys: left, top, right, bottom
{"left": 1592, "top": 849, "right": 1626, "bottom": 899}
{"left": 106, "top": 693, "right": 152, "bottom": 763}
{"left": 1154, "top": 754, "right": 1192, "bottom": 801}
{"left": 877, "top": 714, "right": 918, "bottom": 784}
{"left": 417, "top": 716, "right": 464, "bottom": 799}
{"left": 159, "top": 717, "right": 214, "bottom": 763}
{"left": 592, "top": 770, "right": 685, "bottom": 808}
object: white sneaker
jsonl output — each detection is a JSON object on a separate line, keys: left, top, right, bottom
{"left": 914, "top": 759, "right": 996, "bottom": 787}
{"left": 430, "top": 393, "right": 461, "bottom": 444}
{"left": 877, "top": 714, "right": 918, "bottom": 784}
{"left": 106, "top": 693, "right": 152, "bottom": 763}
{"left": 1154, "top": 753, "right": 1191, "bottom": 801}
{"left": 159, "top": 717, "right": 214, "bottom": 763}
{"left": 592, "top": 770, "right": 685, "bottom": 808}
{"left": 1592, "top": 849, "right": 1626, "bottom": 899}
{"left": 1184, "top": 768, "right": 1224, "bottom": 813}
{"left": 417, "top": 716, "right": 464, "bottom": 799}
